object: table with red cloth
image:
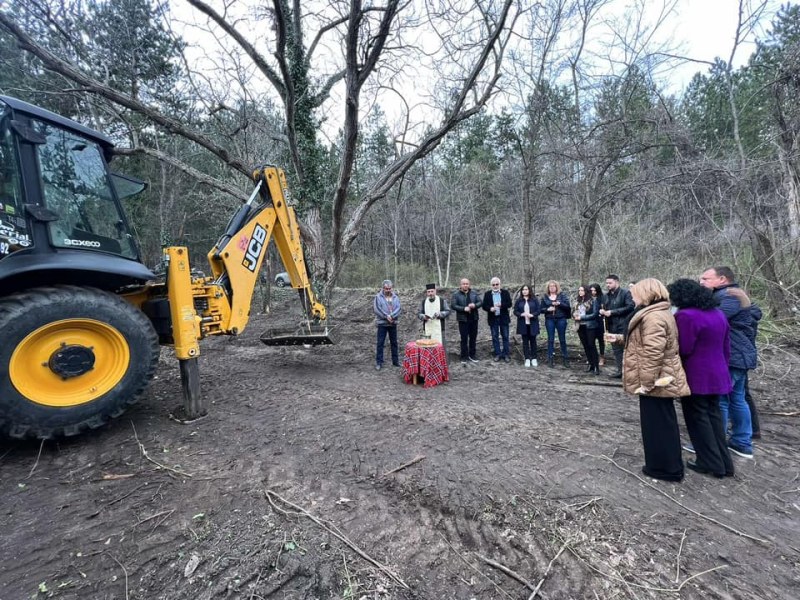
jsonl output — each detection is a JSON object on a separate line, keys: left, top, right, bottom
{"left": 402, "top": 341, "right": 449, "bottom": 388}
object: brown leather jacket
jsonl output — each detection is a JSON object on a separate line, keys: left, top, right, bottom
{"left": 623, "top": 302, "right": 690, "bottom": 398}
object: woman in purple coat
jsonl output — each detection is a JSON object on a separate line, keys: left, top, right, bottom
{"left": 668, "top": 279, "right": 734, "bottom": 478}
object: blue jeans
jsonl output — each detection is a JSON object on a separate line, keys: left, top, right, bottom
{"left": 376, "top": 325, "right": 398, "bottom": 366}
{"left": 719, "top": 367, "right": 752, "bottom": 452}
{"left": 490, "top": 321, "right": 510, "bottom": 358}
{"left": 545, "top": 318, "right": 568, "bottom": 359}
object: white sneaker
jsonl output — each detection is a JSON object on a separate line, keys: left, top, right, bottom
{"left": 531, "top": 359, "right": 538, "bottom": 367}
{"left": 524, "top": 359, "right": 531, "bottom": 368}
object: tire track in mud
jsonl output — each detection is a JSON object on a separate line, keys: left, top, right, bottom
{"left": 2, "top": 299, "right": 799, "bottom": 599}
{"left": 201, "top": 370, "right": 626, "bottom": 597}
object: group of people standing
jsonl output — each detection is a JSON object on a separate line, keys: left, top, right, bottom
{"left": 373, "top": 266, "right": 762, "bottom": 482}
{"left": 373, "top": 274, "right": 636, "bottom": 374}
{"left": 612, "top": 268, "right": 760, "bottom": 482}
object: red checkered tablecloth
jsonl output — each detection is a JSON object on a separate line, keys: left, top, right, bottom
{"left": 402, "top": 341, "right": 449, "bottom": 388}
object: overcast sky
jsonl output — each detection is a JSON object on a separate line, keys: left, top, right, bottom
{"left": 664, "top": 0, "right": 780, "bottom": 91}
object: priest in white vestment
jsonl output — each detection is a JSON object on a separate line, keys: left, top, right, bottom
{"left": 418, "top": 283, "right": 450, "bottom": 353}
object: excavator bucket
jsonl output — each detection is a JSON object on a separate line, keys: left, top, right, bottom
{"left": 260, "top": 324, "right": 337, "bottom": 346}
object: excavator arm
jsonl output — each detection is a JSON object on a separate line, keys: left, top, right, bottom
{"left": 205, "top": 166, "right": 326, "bottom": 332}
{"left": 149, "top": 166, "right": 332, "bottom": 418}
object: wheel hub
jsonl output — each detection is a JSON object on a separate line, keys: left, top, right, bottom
{"left": 48, "top": 344, "right": 96, "bottom": 378}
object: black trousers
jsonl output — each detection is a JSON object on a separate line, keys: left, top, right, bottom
{"left": 458, "top": 319, "right": 478, "bottom": 359}
{"left": 521, "top": 334, "right": 537, "bottom": 360}
{"left": 577, "top": 326, "right": 599, "bottom": 368}
{"left": 681, "top": 394, "right": 734, "bottom": 476}
{"left": 744, "top": 373, "right": 761, "bottom": 435}
{"left": 639, "top": 395, "right": 684, "bottom": 480}
{"left": 597, "top": 318, "right": 606, "bottom": 356}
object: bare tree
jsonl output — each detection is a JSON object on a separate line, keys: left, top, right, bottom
{"left": 719, "top": 0, "right": 788, "bottom": 314}
{"left": 0, "top": 0, "right": 515, "bottom": 295}
{"left": 505, "top": 0, "right": 575, "bottom": 285}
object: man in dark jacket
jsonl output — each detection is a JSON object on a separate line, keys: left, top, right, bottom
{"left": 600, "top": 274, "right": 635, "bottom": 378}
{"left": 451, "top": 278, "right": 483, "bottom": 364}
{"left": 482, "top": 277, "right": 513, "bottom": 363}
{"left": 700, "top": 266, "right": 756, "bottom": 458}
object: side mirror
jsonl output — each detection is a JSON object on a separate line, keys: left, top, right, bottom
{"left": 111, "top": 172, "right": 147, "bottom": 200}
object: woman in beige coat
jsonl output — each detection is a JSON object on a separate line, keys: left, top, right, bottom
{"left": 623, "top": 278, "right": 690, "bottom": 482}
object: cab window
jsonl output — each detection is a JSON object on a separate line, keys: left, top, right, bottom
{"left": 33, "top": 119, "right": 136, "bottom": 258}
{"left": 0, "top": 112, "right": 31, "bottom": 256}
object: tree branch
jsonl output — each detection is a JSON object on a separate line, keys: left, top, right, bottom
{"left": 0, "top": 10, "right": 250, "bottom": 176}
{"left": 186, "top": 0, "right": 287, "bottom": 102}
{"left": 113, "top": 146, "right": 246, "bottom": 201}
{"left": 339, "top": 0, "right": 514, "bottom": 256}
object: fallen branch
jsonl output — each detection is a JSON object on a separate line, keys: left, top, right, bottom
{"left": 131, "top": 423, "right": 193, "bottom": 478}
{"left": 675, "top": 528, "right": 687, "bottom": 583}
{"left": 567, "top": 377, "right": 623, "bottom": 388}
{"left": 539, "top": 443, "right": 770, "bottom": 545}
{"left": 606, "top": 455, "right": 769, "bottom": 544}
{"left": 761, "top": 411, "right": 799, "bottom": 417}
{"left": 25, "top": 440, "right": 45, "bottom": 480}
{"left": 437, "top": 533, "right": 515, "bottom": 600}
{"left": 106, "top": 553, "right": 129, "bottom": 600}
{"left": 87, "top": 482, "right": 149, "bottom": 519}
{"left": 101, "top": 473, "right": 135, "bottom": 481}
{"left": 476, "top": 553, "right": 535, "bottom": 591}
{"left": 528, "top": 539, "right": 569, "bottom": 600}
{"left": 136, "top": 509, "right": 175, "bottom": 527}
{"left": 567, "top": 497, "right": 603, "bottom": 511}
{"left": 565, "top": 541, "right": 727, "bottom": 593}
{"left": 265, "top": 489, "right": 409, "bottom": 590}
{"left": 249, "top": 567, "right": 265, "bottom": 600}
{"left": 381, "top": 455, "right": 426, "bottom": 478}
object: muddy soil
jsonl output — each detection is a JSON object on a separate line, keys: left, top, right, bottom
{"left": 1, "top": 288, "right": 799, "bottom": 600}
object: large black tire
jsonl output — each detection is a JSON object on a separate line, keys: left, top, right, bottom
{"left": 0, "top": 285, "right": 159, "bottom": 439}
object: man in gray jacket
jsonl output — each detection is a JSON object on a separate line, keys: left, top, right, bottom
{"left": 373, "top": 279, "right": 401, "bottom": 370}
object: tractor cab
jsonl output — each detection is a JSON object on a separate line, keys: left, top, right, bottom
{"left": 0, "top": 95, "right": 152, "bottom": 292}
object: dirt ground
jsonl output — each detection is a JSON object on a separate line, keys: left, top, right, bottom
{"left": 1, "top": 288, "right": 799, "bottom": 600}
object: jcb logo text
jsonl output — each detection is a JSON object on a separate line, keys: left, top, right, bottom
{"left": 242, "top": 225, "right": 267, "bottom": 272}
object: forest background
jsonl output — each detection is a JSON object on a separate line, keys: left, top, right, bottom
{"left": 1, "top": 0, "right": 799, "bottom": 328}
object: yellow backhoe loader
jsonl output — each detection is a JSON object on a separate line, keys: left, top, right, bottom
{"left": 0, "top": 95, "right": 333, "bottom": 439}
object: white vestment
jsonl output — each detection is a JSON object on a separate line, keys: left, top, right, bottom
{"left": 423, "top": 296, "right": 443, "bottom": 345}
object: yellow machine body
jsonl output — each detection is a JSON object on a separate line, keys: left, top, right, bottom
{"left": 125, "top": 166, "right": 328, "bottom": 361}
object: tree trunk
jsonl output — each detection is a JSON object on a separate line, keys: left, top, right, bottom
{"left": 303, "top": 205, "right": 327, "bottom": 284}
{"left": 780, "top": 150, "right": 800, "bottom": 244}
{"left": 748, "top": 227, "right": 788, "bottom": 318}
{"left": 522, "top": 174, "right": 533, "bottom": 285}
{"left": 580, "top": 211, "right": 599, "bottom": 283}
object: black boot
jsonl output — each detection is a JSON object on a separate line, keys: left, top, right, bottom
{"left": 547, "top": 356, "right": 554, "bottom": 368}
{"left": 585, "top": 365, "right": 594, "bottom": 373}
{"left": 562, "top": 356, "right": 569, "bottom": 368}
